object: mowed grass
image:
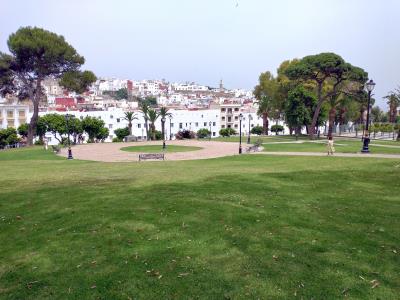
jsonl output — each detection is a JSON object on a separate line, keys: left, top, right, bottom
{"left": 120, "top": 145, "right": 202, "bottom": 153}
{"left": 0, "top": 147, "right": 399, "bottom": 299}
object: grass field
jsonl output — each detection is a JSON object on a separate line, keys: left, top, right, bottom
{"left": 215, "top": 135, "right": 400, "bottom": 154}
{"left": 0, "top": 147, "right": 399, "bottom": 299}
{"left": 120, "top": 145, "right": 202, "bottom": 153}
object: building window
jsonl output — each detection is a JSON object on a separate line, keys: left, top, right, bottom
{"left": 109, "top": 124, "right": 113, "bottom": 129}
{"left": 234, "top": 124, "right": 238, "bottom": 128}
{"left": 213, "top": 132, "right": 216, "bottom": 136}
{"left": 171, "top": 123, "right": 174, "bottom": 128}
{"left": 110, "top": 115, "right": 114, "bottom": 119}
{"left": 235, "top": 116, "right": 238, "bottom": 120}
{"left": 228, "top": 117, "right": 232, "bottom": 122}
{"left": 7, "top": 120, "right": 15, "bottom": 127}
{"left": 221, "top": 108, "right": 226, "bottom": 112}
{"left": 18, "top": 110, "right": 26, "bottom": 118}
{"left": 195, "top": 122, "right": 198, "bottom": 127}
{"left": 213, "top": 122, "right": 216, "bottom": 126}
{"left": 203, "top": 122, "right": 207, "bottom": 126}
{"left": 251, "top": 124, "right": 254, "bottom": 127}
{"left": 138, "top": 123, "right": 141, "bottom": 128}
{"left": 7, "top": 110, "right": 13, "bottom": 118}
{"left": 179, "top": 123, "right": 183, "bottom": 129}
{"left": 222, "top": 116, "right": 225, "bottom": 121}
{"left": 234, "top": 108, "right": 239, "bottom": 112}
{"left": 117, "top": 118, "right": 120, "bottom": 123}
{"left": 80, "top": 116, "right": 83, "bottom": 120}
{"left": 221, "top": 125, "right": 225, "bottom": 129}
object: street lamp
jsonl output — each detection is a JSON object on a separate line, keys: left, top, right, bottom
{"left": 65, "top": 114, "right": 73, "bottom": 160}
{"left": 361, "top": 79, "right": 376, "bottom": 153}
{"left": 169, "top": 115, "right": 173, "bottom": 140}
{"left": 161, "top": 117, "right": 166, "bottom": 150}
{"left": 239, "top": 113, "right": 243, "bottom": 154}
{"left": 209, "top": 121, "right": 212, "bottom": 141}
{"left": 247, "top": 114, "right": 252, "bottom": 144}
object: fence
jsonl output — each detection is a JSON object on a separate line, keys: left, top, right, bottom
{"left": 0, "top": 143, "right": 27, "bottom": 150}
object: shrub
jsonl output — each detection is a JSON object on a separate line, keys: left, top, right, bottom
{"left": 154, "top": 130, "right": 163, "bottom": 140}
{"left": 17, "top": 123, "right": 29, "bottom": 138}
{"left": 271, "top": 124, "right": 284, "bottom": 135}
{"left": 34, "top": 139, "right": 44, "bottom": 146}
{"left": 254, "top": 139, "right": 263, "bottom": 147}
{"left": 250, "top": 125, "right": 263, "bottom": 135}
{"left": 114, "top": 127, "right": 130, "bottom": 141}
{"left": 197, "top": 128, "right": 211, "bottom": 139}
{"left": 0, "top": 128, "right": 20, "bottom": 148}
{"left": 175, "top": 130, "right": 196, "bottom": 140}
{"left": 219, "top": 128, "right": 236, "bottom": 137}
{"left": 112, "top": 137, "right": 123, "bottom": 143}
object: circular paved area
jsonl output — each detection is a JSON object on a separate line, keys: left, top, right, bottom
{"left": 59, "top": 140, "right": 239, "bottom": 162}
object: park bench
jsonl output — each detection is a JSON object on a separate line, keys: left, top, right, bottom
{"left": 138, "top": 153, "right": 165, "bottom": 161}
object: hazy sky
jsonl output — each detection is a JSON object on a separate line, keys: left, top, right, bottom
{"left": 1, "top": 0, "right": 399, "bottom": 108}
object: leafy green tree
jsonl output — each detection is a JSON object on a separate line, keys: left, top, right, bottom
{"left": 139, "top": 102, "right": 150, "bottom": 140}
{"left": 271, "top": 124, "right": 284, "bottom": 135}
{"left": 0, "top": 128, "right": 20, "bottom": 148}
{"left": 147, "top": 108, "right": 159, "bottom": 140}
{"left": 197, "top": 128, "right": 211, "bottom": 139}
{"left": 250, "top": 125, "right": 263, "bottom": 135}
{"left": 175, "top": 130, "right": 196, "bottom": 140}
{"left": 36, "top": 117, "right": 47, "bottom": 143}
{"left": 285, "top": 52, "right": 368, "bottom": 139}
{"left": 114, "top": 127, "right": 130, "bottom": 141}
{"left": 0, "top": 27, "right": 96, "bottom": 145}
{"left": 82, "top": 116, "right": 106, "bottom": 142}
{"left": 284, "top": 85, "right": 316, "bottom": 135}
{"left": 123, "top": 111, "right": 137, "bottom": 135}
{"left": 115, "top": 88, "right": 128, "bottom": 100}
{"left": 371, "top": 106, "right": 385, "bottom": 123}
{"left": 96, "top": 127, "right": 109, "bottom": 142}
{"left": 59, "top": 70, "right": 96, "bottom": 94}
{"left": 254, "top": 71, "right": 278, "bottom": 135}
{"left": 41, "top": 113, "right": 67, "bottom": 143}
{"left": 67, "top": 117, "right": 83, "bottom": 144}
{"left": 17, "top": 123, "right": 29, "bottom": 138}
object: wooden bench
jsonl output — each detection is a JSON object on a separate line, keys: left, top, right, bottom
{"left": 138, "top": 153, "right": 165, "bottom": 161}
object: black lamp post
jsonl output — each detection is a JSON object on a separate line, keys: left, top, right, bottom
{"left": 169, "top": 115, "right": 173, "bottom": 140}
{"left": 161, "top": 117, "right": 166, "bottom": 150}
{"left": 239, "top": 113, "right": 243, "bottom": 154}
{"left": 209, "top": 121, "right": 212, "bottom": 141}
{"left": 247, "top": 114, "right": 252, "bottom": 144}
{"left": 361, "top": 79, "right": 376, "bottom": 153}
{"left": 65, "top": 114, "right": 73, "bottom": 160}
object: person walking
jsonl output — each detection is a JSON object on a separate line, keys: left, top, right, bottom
{"left": 327, "top": 136, "right": 335, "bottom": 155}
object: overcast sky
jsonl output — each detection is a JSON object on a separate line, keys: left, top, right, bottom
{"left": 1, "top": 0, "right": 399, "bottom": 108}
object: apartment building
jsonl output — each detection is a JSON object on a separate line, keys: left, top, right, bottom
{"left": 0, "top": 103, "right": 30, "bottom": 129}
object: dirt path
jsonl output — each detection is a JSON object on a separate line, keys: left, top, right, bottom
{"left": 59, "top": 140, "right": 240, "bottom": 162}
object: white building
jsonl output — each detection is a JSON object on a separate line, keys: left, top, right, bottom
{"left": 0, "top": 103, "right": 30, "bottom": 129}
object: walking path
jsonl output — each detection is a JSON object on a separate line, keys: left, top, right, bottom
{"left": 59, "top": 140, "right": 239, "bottom": 162}
{"left": 253, "top": 151, "right": 400, "bottom": 159}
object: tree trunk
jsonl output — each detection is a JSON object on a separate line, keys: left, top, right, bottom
{"left": 128, "top": 122, "right": 132, "bottom": 136}
{"left": 144, "top": 119, "right": 149, "bottom": 140}
{"left": 309, "top": 82, "right": 323, "bottom": 140}
{"left": 161, "top": 121, "right": 165, "bottom": 141}
{"left": 27, "top": 78, "right": 42, "bottom": 146}
{"left": 262, "top": 112, "right": 269, "bottom": 135}
{"left": 327, "top": 107, "right": 336, "bottom": 138}
{"left": 151, "top": 124, "right": 156, "bottom": 140}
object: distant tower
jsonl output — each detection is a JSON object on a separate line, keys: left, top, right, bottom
{"left": 219, "top": 79, "right": 224, "bottom": 91}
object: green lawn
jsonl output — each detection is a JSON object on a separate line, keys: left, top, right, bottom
{"left": 0, "top": 147, "right": 399, "bottom": 299}
{"left": 262, "top": 140, "right": 400, "bottom": 154}
{"left": 120, "top": 145, "right": 202, "bottom": 153}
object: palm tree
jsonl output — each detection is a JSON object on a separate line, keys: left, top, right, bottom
{"left": 384, "top": 90, "right": 400, "bottom": 123}
{"left": 147, "top": 108, "right": 159, "bottom": 140}
{"left": 158, "top": 107, "right": 172, "bottom": 143}
{"left": 256, "top": 95, "right": 273, "bottom": 135}
{"left": 123, "top": 111, "right": 138, "bottom": 136}
{"left": 139, "top": 101, "right": 150, "bottom": 140}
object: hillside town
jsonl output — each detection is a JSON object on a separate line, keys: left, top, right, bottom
{"left": 0, "top": 77, "right": 276, "bottom": 144}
